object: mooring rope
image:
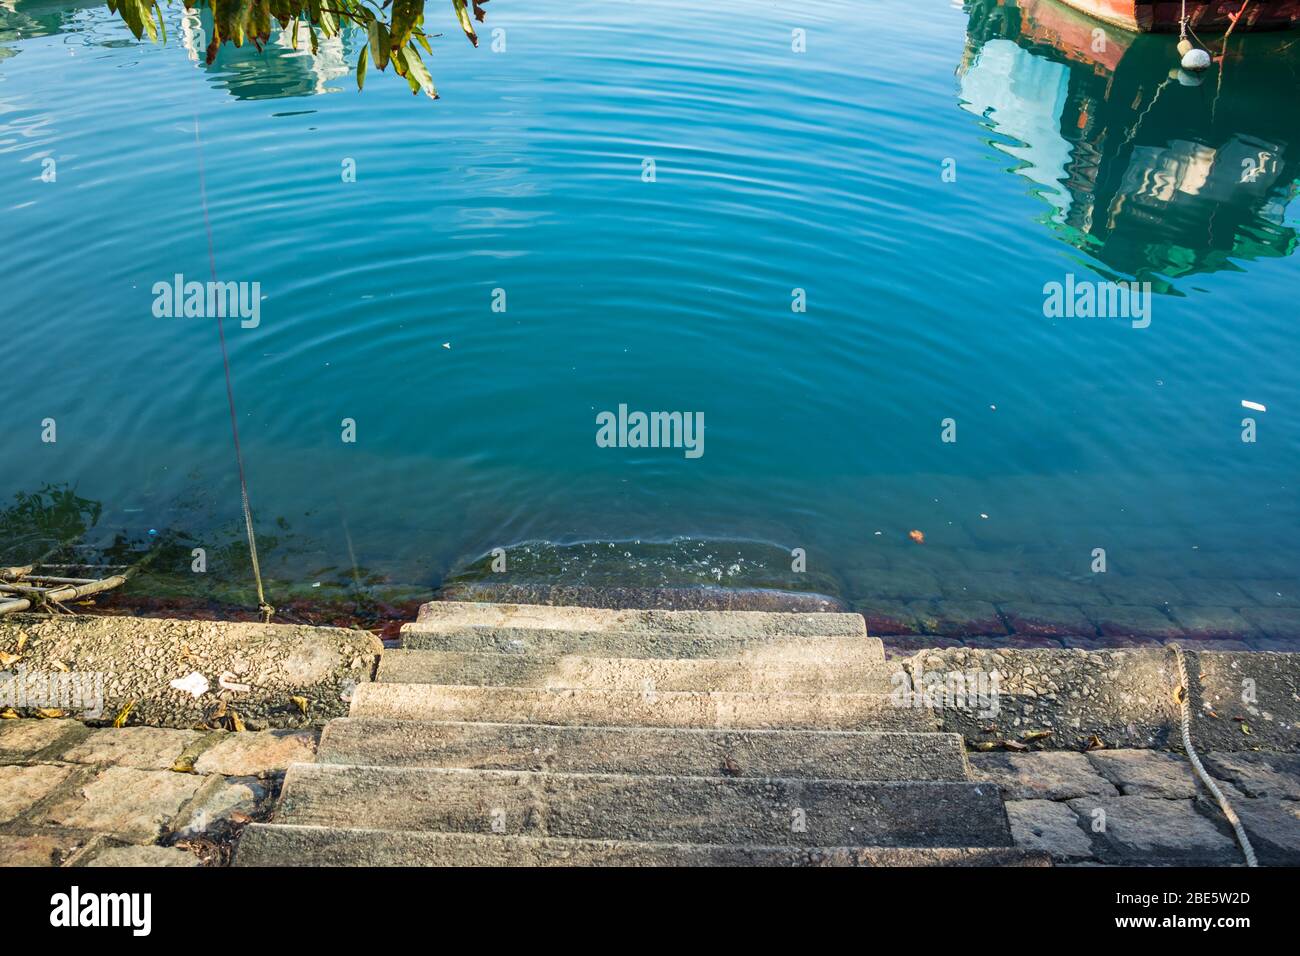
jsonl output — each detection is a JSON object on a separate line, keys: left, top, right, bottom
{"left": 191, "top": 85, "right": 274, "bottom": 623}
{"left": 1167, "top": 643, "right": 1257, "bottom": 866}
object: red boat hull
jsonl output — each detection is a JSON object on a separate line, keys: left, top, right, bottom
{"left": 1057, "top": 0, "right": 1300, "bottom": 31}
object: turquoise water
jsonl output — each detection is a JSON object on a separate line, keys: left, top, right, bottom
{"left": 1, "top": 0, "right": 1297, "bottom": 622}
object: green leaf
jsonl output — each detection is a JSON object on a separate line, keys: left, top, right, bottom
{"left": 390, "top": 0, "right": 419, "bottom": 50}
{"left": 356, "top": 42, "right": 368, "bottom": 91}
{"left": 402, "top": 42, "right": 438, "bottom": 99}
{"left": 368, "top": 19, "right": 390, "bottom": 71}
{"left": 451, "top": 0, "right": 477, "bottom": 47}
{"left": 138, "top": 0, "right": 158, "bottom": 43}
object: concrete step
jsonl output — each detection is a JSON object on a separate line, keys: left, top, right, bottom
{"left": 271, "top": 764, "right": 1013, "bottom": 847}
{"left": 349, "top": 683, "right": 936, "bottom": 731}
{"left": 317, "top": 718, "right": 970, "bottom": 781}
{"left": 401, "top": 624, "right": 883, "bottom": 662}
{"left": 236, "top": 823, "right": 1048, "bottom": 867}
{"left": 414, "top": 601, "right": 867, "bottom": 637}
{"left": 431, "top": 584, "right": 850, "bottom": 614}
{"left": 376, "top": 646, "right": 895, "bottom": 693}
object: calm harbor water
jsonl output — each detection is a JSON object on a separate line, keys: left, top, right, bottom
{"left": 1, "top": 0, "right": 1297, "bottom": 633}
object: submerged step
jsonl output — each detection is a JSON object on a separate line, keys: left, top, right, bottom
{"left": 400, "top": 624, "right": 882, "bottom": 661}
{"left": 349, "top": 683, "right": 936, "bottom": 731}
{"left": 377, "top": 646, "right": 894, "bottom": 693}
{"left": 272, "top": 764, "right": 1013, "bottom": 847}
{"left": 236, "top": 824, "right": 1046, "bottom": 867}
{"left": 414, "top": 601, "right": 867, "bottom": 637}
{"left": 317, "top": 718, "right": 970, "bottom": 781}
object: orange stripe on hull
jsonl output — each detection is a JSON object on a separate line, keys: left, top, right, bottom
{"left": 1056, "top": 0, "right": 1300, "bottom": 31}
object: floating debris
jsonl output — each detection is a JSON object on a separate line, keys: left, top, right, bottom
{"left": 1242, "top": 400, "right": 1267, "bottom": 412}
{"left": 908, "top": 530, "right": 925, "bottom": 544}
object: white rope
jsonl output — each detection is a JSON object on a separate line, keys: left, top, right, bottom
{"left": 1168, "top": 643, "right": 1257, "bottom": 866}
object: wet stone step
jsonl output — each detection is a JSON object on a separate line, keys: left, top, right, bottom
{"left": 413, "top": 601, "right": 867, "bottom": 638}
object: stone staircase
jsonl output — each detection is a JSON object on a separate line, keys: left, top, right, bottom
{"left": 236, "top": 602, "right": 1036, "bottom": 866}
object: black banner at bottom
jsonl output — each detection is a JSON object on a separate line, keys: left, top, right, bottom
{"left": 10, "top": 863, "right": 1285, "bottom": 941}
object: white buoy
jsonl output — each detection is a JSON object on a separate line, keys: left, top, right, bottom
{"left": 1181, "top": 47, "right": 1212, "bottom": 72}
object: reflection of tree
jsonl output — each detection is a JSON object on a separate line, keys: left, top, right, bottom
{"left": 961, "top": 0, "right": 1300, "bottom": 285}
{"left": 0, "top": 483, "right": 102, "bottom": 562}
{"left": 109, "top": 0, "right": 490, "bottom": 98}
{"left": 178, "top": 3, "right": 354, "bottom": 100}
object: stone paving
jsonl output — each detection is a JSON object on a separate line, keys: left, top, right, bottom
{"left": 971, "top": 749, "right": 1300, "bottom": 865}
{"left": 0, "top": 718, "right": 317, "bottom": 866}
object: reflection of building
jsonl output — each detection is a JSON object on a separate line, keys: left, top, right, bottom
{"left": 960, "top": 0, "right": 1299, "bottom": 283}
{"left": 178, "top": 5, "right": 353, "bottom": 100}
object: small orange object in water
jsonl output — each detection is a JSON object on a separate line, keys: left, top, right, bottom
{"left": 908, "top": 530, "right": 925, "bottom": 544}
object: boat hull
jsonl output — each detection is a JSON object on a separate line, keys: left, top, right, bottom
{"left": 1056, "top": 0, "right": 1300, "bottom": 32}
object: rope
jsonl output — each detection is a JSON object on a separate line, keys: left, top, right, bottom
{"left": 1167, "top": 643, "right": 1257, "bottom": 867}
{"left": 191, "top": 91, "right": 274, "bottom": 623}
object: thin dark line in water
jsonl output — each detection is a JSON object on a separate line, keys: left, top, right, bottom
{"left": 191, "top": 71, "right": 272, "bottom": 621}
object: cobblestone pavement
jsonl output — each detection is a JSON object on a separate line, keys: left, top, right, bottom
{"left": 0, "top": 719, "right": 318, "bottom": 866}
{"left": 971, "top": 749, "right": 1300, "bottom": 865}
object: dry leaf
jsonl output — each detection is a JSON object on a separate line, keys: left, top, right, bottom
{"left": 113, "top": 700, "right": 135, "bottom": 729}
{"left": 1085, "top": 733, "right": 1106, "bottom": 751}
{"left": 0, "top": 707, "right": 17, "bottom": 719}
{"left": 720, "top": 755, "right": 742, "bottom": 777}
{"left": 1241, "top": 723, "right": 1252, "bottom": 735}
{"left": 290, "top": 695, "right": 309, "bottom": 716}
{"left": 1022, "top": 729, "right": 1053, "bottom": 742}
{"left": 0, "top": 650, "right": 20, "bottom": 668}
{"left": 15, "top": 633, "right": 28, "bottom": 652}
{"left": 228, "top": 709, "right": 246, "bottom": 733}
{"left": 35, "top": 708, "right": 66, "bottom": 719}
{"left": 50, "top": 659, "right": 69, "bottom": 673}
{"left": 970, "top": 741, "right": 999, "bottom": 752}
{"left": 1002, "top": 740, "right": 1028, "bottom": 751}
